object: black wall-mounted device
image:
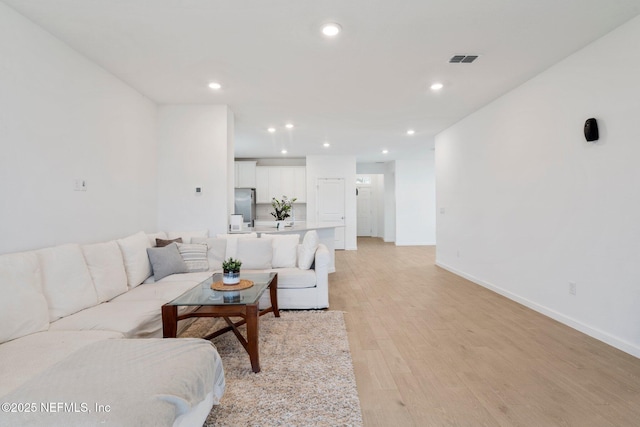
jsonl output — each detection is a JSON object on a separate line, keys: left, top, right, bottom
{"left": 584, "top": 118, "right": 599, "bottom": 142}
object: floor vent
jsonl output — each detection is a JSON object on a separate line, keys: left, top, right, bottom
{"left": 449, "top": 55, "right": 479, "bottom": 63}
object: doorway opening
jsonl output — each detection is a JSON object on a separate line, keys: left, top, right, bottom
{"left": 356, "top": 174, "right": 384, "bottom": 238}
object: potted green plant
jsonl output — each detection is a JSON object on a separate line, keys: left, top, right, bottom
{"left": 222, "top": 257, "right": 242, "bottom": 285}
{"left": 271, "top": 196, "right": 297, "bottom": 228}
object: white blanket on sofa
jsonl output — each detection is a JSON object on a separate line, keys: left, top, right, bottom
{"left": 0, "top": 338, "right": 224, "bottom": 427}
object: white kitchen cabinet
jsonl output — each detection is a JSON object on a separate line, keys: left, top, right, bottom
{"left": 268, "top": 167, "right": 283, "bottom": 201}
{"left": 255, "top": 166, "right": 270, "bottom": 203}
{"left": 256, "top": 166, "right": 306, "bottom": 203}
{"left": 279, "top": 168, "right": 296, "bottom": 201}
{"left": 234, "top": 161, "right": 257, "bottom": 188}
{"left": 293, "top": 167, "right": 306, "bottom": 203}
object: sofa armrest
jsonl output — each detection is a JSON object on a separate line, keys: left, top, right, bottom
{"left": 313, "top": 244, "right": 330, "bottom": 308}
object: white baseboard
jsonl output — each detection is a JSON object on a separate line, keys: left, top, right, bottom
{"left": 436, "top": 261, "right": 640, "bottom": 359}
{"left": 395, "top": 241, "right": 436, "bottom": 246}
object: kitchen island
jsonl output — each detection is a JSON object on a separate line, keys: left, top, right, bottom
{"left": 230, "top": 221, "right": 342, "bottom": 273}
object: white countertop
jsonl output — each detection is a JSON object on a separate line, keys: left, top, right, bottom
{"left": 229, "top": 221, "right": 343, "bottom": 234}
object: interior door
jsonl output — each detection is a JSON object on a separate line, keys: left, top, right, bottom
{"left": 356, "top": 186, "right": 372, "bottom": 236}
{"left": 317, "top": 178, "right": 345, "bottom": 249}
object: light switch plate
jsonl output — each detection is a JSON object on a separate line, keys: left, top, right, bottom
{"left": 74, "top": 179, "right": 87, "bottom": 191}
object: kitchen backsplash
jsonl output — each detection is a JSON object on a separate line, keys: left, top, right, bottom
{"left": 256, "top": 203, "right": 306, "bottom": 221}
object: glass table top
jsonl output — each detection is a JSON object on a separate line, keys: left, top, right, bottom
{"left": 166, "top": 272, "right": 276, "bottom": 306}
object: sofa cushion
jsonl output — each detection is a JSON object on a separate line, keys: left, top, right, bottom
{"left": 177, "top": 243, "right": 209, "bottom": 272}
{"left": 298, "top": 230, "right": 319, "bottom": 270}
{"left": 270, "top": 267, "right": 317, "bottom": 289}
{"left": 112, "top": 280, "right": 201, "bottom": 303}
{"left": 1, "top": 338, "right": 224, "bottom": 427}
{"left": 236, "top": 239, "right": 272, "bottom": 269}
{"left": 82, "top": 240, "right": 128, "bottom": 303}
{"left": 147, "top": 243, "right": 189, "bottom": 281}
{"left": 191, "top": 237, "right": 227, "bottom": 271}
{"left": 215, "top": 233, "right": 258, "bottom": 258}
{"left": 49, "top": 299, "right": 169, "bottom": 338}
{"left": 261, "top": 234, "right": 300, "bottom": 268}
{"left": 0, "top": 252, "right": 49, "bottom": 344}
{"left": 0, "top": 330, "right": 123, "bottom": 397}
{"left": 142, "top": 271, "right": 213, "bottom": 284}
{"left": 37, "top": 244, "right": 99, "bottom": 322}
{"left": 117, "top": 231, "right": 152, "bottom": 288}
{"left": 167, "top": 230, "right": 209, "bottom": 242}
{"left": 146, "top": 232, "right": 168, "bottom": 247}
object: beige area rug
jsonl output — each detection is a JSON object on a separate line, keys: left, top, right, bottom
{"left": 180, "top": 310, "right": 363, "bottom": 427}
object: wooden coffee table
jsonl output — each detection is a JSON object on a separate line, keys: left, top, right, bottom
{"left": 162, "top": 272, "right": 279, "bottom": 373}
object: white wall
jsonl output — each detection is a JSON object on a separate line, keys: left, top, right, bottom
{"left": 306, "top": 155, "right": 357, "bottom": 250}
{"left": 384, "top": 161, "right": 396, "bottom": 243}
{"left": 226, "top": 110, "right": 235, "bottom": 222}
{"left": 395, "top": 145, "right": 437, "bottom": 245}
{"left": 0, "top": 3, "right": 158, "bottom": 254}
{"left": 356, "top": 163, "right": 386, "bottom": 174}
{"left": 436, "top": 16, "right": 640, "bottom": 357}
{"left": 157, "top": 105, "right": 232, "bottom": 236}
{"left": 373, "top": 175, "right": 385, "bottom": 238}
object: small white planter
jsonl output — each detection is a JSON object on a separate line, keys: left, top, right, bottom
{"left": 223, "top": 270, "right": 240, "bottom": 285}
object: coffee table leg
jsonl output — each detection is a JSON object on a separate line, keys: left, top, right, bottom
{"left": 162, "top": 305, "right": 178, "bottom": 338}
{"left": 246, "top": 303, "right": 260, "bottom": 373}
{"left": 270, "top": 273, "right": 280, "bottom": 318}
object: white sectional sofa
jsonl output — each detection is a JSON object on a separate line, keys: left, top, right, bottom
{"left": 0, "top": 232, "right": 225, "bottom": 427}
{"left": 195, "top": 230, "right": 330, "bottom": 310}
{"left": 0, "top": 228, "right": 329, "bottom": 426}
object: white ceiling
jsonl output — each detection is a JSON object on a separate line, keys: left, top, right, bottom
{"left": 3, "top": 0, "right": 640, "bottom": 162}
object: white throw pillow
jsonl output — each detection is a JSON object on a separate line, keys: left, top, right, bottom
{"left": 191, "top": 237, "right": 227, "bottom": 271}
{"left": 37, "top": 244, "right": 99, "bottom": 322}
{"left": 167, "top": 230, "right": 209, "bottom": 242}
{"left": 236, "top": 239, "right": 273, "bottom": 270}
{"left": 82, "top": 241, "right": 128, "bottom": 303}
{"left": 177, "top": 243, "right": 209, "bottom": 272}
{"left": 0, "top": 251, "right": 49, "bottom": 344}
{"left": 116, "top": 231, "right": 152, "bottom": 288}
{"left": 298, "top": 230, "right": 319, "bottom": 270}
{"left": 261, "top": 234, "right": 300, "bottom": 268}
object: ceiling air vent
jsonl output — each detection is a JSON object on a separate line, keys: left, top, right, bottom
{"left": 449, "top": 55, "right": 478, "bottom": 63}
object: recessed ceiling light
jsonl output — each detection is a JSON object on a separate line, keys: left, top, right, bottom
{"left": 285, "top": 123, "right": 294, "bottom": 129}
{"left": 407, "top": 129, "right": 415, "bottom": 135}
{"left": 281, "top": 149, "right": 288, "bottom": 154}
{"left": 208, "top": 82, "right": 222, "bottom": 90}
{"left": 382, "top": 149, "right": 389, "bottom": 154}
{"left": 323, "top": 142, "right": 330, "bottom": 147}
{"left": 321, "top": 23, "right": 341, "bottom": 37}
{"left": 430, "top": 82, "right": 444, "bottom": 91}
{"left": 267, "top": 127, "right": 276, "bottom": 133}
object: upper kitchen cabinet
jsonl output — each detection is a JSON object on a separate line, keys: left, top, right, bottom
{"left": 293, "top": 167, "right": 306, "bottom": 203}
{"left": 234, "top": 161, "right": 257, "bottom": 188}
{"left": 255, "top": 166, "right": 270, "bottom": 203}
{"left": 255, "top": 166, "right": 306, "bottom": 203}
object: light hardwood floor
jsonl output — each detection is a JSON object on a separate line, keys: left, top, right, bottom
{"left": 330, "top": 237, "right": 640, "bottom": 426}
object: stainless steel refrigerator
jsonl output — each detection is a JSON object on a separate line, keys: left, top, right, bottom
{"left": 234, "top": 188, "right": 256, "bottom": 227}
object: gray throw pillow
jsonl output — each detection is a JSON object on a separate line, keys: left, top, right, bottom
{"left": 146, "top": 243, "right": 189, "bottom": 281}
